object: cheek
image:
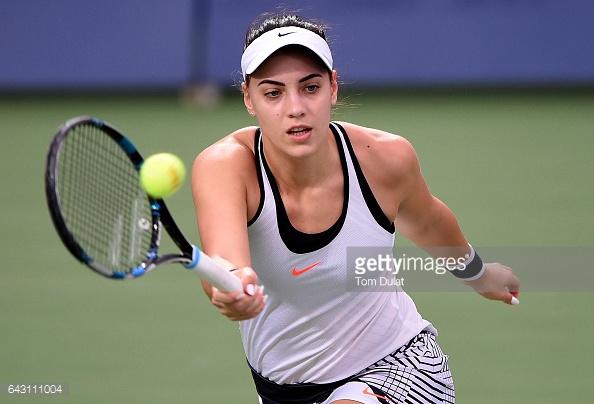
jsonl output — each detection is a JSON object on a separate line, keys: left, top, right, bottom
{"left": 251, "top": 99, "right": 281, "bottom": 120}
{"left": 254, "top": 104, "right": 277, "bottom": 119}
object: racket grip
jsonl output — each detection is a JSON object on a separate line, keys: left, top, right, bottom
{"left": 184, "top": 246, "right": 244, "bottom": 292}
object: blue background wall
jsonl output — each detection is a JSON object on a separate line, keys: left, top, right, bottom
{"left": 1, "top": 0, "right": 593, "bottom": 91}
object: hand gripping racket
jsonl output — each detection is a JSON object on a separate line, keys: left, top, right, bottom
{"left": 44, "top": 116, "right": 243, "bottom": 292}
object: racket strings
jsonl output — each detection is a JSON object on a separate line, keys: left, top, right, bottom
{"left": 57, "top": 124, "right": 153, "bottom": 272}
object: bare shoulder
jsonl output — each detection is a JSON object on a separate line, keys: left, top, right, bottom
{"left": 192, "top": 126, "right": 260, "bottom": 221}
{"left": 333, "top": 122, "right": 422, "bottom": 222}
{"left": 192, "top": 126, "right": 260, "bottom": 200}
{"left": 194, "top": 126, "right": 258, "bottom": 168}
{"left": 334, "top": 121, "right": 419, "bottom": 177}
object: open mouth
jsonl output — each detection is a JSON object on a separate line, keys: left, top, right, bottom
{"left": 286, "top": 126, "right": 312, "bottom": 140}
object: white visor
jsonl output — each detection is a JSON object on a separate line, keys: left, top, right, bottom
{"left": 241, "top": 27, "right": 333, "bottom": 80}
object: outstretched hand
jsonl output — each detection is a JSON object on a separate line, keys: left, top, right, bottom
{"left": 209, "top": 257, "right": 267, "bottom": 321}
{"left": 463, "top": 262, "right": 520, "bottom": 305}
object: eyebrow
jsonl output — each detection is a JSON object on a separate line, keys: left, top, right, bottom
{"left": 299, "top": 73, "right": 323, "bottom": 83}
{"left": 257, "top": 73, "right": 323, "bottom": 87}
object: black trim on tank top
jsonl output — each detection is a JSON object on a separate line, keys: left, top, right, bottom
{"left": 259, "top": 127, "right": 349, "bottom": 254}
{"left": 331, "top": 123, "right": 395, "bottom": 234}
{"left": 247, "top": 129, "right": 265, "bottom": 227}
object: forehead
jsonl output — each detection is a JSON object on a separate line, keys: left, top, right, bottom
{"left": 250, "top": 45, "right": 329, "bottom": 79}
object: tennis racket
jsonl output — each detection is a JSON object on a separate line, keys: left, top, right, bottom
{"left": 44, "top": 115, "right": 243, "bottom": 292}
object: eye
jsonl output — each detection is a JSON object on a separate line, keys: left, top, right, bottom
{"left": 265, "top": 89, "right": 281, "bottom": 98}
{"left": 304, "top": 84, "right": 319, "bottom": 93}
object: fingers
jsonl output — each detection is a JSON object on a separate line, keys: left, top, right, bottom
{"left": 468, "top": 262, "right": 521, "bottom": 306}
{"left": 493, "top": 263, "right": 521, "bottom": 305}
{"left": 213, "top": 284, "right": 267, "bottom": 321}
{"left": 506, "top": 269, "right": 521, "bottom": 296}
{"left": 499, "top": 263, "right": 520, "bottom": 306}
{"left": 210, "top": 265, "right": 268, "bottom": 321}
{"left": 481, "top": 291, "right": 520, "bottom": 306}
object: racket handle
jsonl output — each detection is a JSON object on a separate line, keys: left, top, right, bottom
{"left": 184, "top": 246, "right": 244, "bottom": 292}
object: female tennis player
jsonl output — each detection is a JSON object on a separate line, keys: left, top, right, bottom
{"left": 191, "top": 13, "right": 520, "bottom": 404}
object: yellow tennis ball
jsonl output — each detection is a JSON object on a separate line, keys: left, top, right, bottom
{"left": 139, "top": 153, "right": 186, "bottom": 198}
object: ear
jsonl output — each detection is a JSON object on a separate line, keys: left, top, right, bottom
{"left": 242, "top": 82, "right": 254, "bottom": 114}
{"left": 330, "top": 70, "right": 339, "bottom": 106}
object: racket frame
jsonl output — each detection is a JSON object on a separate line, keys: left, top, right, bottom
{"left": 45, "top": 116, "right": 234, "bottom": 287}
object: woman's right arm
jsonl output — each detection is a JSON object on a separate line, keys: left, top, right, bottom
{"left": 191, "top": 130, "right": 265, "bottom": 321}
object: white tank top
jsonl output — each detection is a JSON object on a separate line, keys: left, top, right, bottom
{"left": 242, "top": 122, "right": 432, "bottom": 384}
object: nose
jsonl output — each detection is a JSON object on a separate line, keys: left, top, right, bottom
{"left": 287, "top": 92, "right": 305, "bottom": 118}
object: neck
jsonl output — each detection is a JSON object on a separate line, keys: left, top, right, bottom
{"left": 262, "top": 129, "right": 339, "bottom": 190}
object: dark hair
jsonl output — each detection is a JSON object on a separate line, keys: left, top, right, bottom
{"left": 244, "top": 13, "right": 329, "bottom": 51}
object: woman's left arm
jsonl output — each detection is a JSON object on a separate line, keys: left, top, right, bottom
{"left": 381, "top": 134, "right": 520, "bottom": 305}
